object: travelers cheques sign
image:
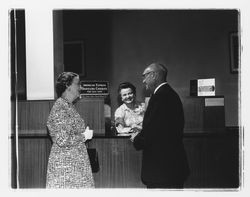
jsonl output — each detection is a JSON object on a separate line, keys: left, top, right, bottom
{"left": 80, "top": 81, "right": 109, "bottom": 97}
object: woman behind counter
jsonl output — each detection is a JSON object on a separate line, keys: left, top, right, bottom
{"left": 46, "top": 72, "right": 95, "bottom": 188}
{"left": 114, "top": 82, "right": 146, "bottom": 134}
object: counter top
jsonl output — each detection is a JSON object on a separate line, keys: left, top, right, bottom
{"left": 10, "top": 127, "right": 239, "bottom": 138}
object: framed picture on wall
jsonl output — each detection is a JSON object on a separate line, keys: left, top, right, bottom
{"left": 64, "top": 41, "right": 85, "bottom": 76}
{"left": 229, "top": 32, "right": 239, "bottom": 74}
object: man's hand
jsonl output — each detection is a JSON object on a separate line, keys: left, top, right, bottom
{"left": 130, "top": 131, "right": 140, "bottom": 142}
{"left": 131, "top": 124, "right": 142, "bottom": 131}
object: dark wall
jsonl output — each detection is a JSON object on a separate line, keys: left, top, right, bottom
{"left": 63, "top": 10, "right": 239, "bottom": 127}
{"left": 63, "top": 10, "right": 113, "bottom": 81}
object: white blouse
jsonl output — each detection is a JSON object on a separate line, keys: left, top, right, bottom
{"left": 114, "top": 102, "right": 145, "bottom": 133}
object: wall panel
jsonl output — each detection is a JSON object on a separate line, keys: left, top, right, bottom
{"left": 89, "top": 138, "right": 144, "bottom": 188}
{"left": 11, "top": 133, "right": 239, "bottom": 188}
{"left": 184, "top": 133, "right": 239, "bottom": 188}
{"left": 11, "top": 137, "right": 51, "bottom": 188}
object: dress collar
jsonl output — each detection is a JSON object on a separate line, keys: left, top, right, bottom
{"left": 60, "top": 97, "right": 73, "bottom": 106}
{"left": 122, "top": 102, "right": 140, "bottom": 111}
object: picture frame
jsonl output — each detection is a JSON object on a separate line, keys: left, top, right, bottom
{"left": 229, "top": 32, "right": 239, "bottom": 74}
{"left": 64, "top": 41, "right": 85, "bottom": 76}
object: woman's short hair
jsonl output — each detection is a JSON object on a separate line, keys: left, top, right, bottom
{"left": 117, "top": 82, "right": 136, "bottom": 106}
{"left": 56, "top": 72, "right": 78, "bottom": 97}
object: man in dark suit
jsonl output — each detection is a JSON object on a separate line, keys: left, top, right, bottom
{"left": 130, "top": 62, "right": 190, "bottom": 189}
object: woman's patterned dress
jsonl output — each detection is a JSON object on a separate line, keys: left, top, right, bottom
{"left": 46, "top": 97, "right": 94, "bottom": 188}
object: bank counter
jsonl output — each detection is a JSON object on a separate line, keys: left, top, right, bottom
{"left": 10, "top": 99, "right": 240, "bottom": 189}
{"left": 88, "top": 131, "right": 144, "bottom": 188}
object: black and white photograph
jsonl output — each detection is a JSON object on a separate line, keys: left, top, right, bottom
{"left": 1, "top": 0, "right": 249, "bottom": 196}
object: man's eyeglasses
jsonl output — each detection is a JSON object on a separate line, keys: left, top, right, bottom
{"left": 142, "top": 71, "right": 154, "bottom": 79}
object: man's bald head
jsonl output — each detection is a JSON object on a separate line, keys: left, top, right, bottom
{"left": 147, "top": 62, "right": 168, "bottom": 82}
{"left": 142, "top": 62, "right": 168, "bottom": 93}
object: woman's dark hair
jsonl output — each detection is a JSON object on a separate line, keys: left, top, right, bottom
{"left": 117, "top": 82, "right": 136, "bottom": 106}
{"left": 56, "top": 72, "right": 78, "bottom": 97}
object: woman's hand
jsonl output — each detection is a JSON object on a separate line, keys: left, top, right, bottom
{"left": 84, "top": 126, "right": 93, "bottom": 140}
{"left": 116, "top": 124, "right": 132, "bottom": 133}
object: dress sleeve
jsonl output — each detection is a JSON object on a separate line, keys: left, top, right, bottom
{"left": 47, "top": 106, "right": 86, "bottom": 147}
{"left": 114, "top": 107, "right": 125, "bottom": 125}
{"left": 114, "top": 106, "right": 123, "bottom": 120}
{"left": 114, "top": 106, "right": 132, "bottom": 133}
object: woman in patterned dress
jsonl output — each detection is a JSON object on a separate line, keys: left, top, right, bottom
{"left": 46, "top": 72, "right": 95, "bottom": 188}
{"left": 114, "top": 82, "right": 146, "bottom": 134}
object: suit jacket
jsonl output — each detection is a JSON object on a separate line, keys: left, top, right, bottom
{"left": 133, "top": 83, "right": 190, "bottom": 185}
